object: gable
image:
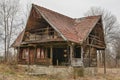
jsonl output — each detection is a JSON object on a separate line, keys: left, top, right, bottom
{"left": 85, "top": 18, "right": 105, "bottom": 49}
{"left": 90, "top": 19, "right": 105, "bottom": 43}
{"left": 74, "top": 16, "right": 101, "bottom": 43}
{"left": 25, "top": 6, "right": 43, "bottom": 31}
{"left": 25, "top": 4, "right": 102, "bottom": 44}
{"left": 33, "top": 4, "right": 79, "bottom": 43}
{"left": 22, "top": 6, "right": 65, "bottom": 42}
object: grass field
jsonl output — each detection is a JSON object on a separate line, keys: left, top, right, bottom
{"left": 0, "top": 64, "right": 120, "bottom": 80}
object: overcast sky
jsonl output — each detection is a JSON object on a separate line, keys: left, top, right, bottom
{"left": 20, "top": 0, "right": 120, "bottom": 22}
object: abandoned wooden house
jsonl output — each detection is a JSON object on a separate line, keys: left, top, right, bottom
{"left": 12, "top": 4, "right": 105, "bottom": 67}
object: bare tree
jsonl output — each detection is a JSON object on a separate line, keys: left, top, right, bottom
{"left": 85, "top": 7, "right": 118, "bottom": 42}
{"left": 84, "top": 7, "right": 120, "bottom": 67}
{"left": 110, "top": 33, "right": 120, "bottom": 67}
{"left": 0, "top": 0, "right": 22, "bottom": 61}
{"left": 22, "top": 0, "right": 33, "bottom": 27}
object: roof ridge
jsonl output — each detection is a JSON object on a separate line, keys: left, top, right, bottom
{"left": 32, "top": 4, "right": 74, "bottom": 20}
{"left": 74, "top": 15, "right": 101, "bottom": 21}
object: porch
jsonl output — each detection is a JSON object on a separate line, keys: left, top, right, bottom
{"left": 17, "top": 42, "right": 83, "bottom": 67}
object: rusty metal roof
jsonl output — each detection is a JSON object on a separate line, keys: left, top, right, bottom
{"left": 33, "top": 4, "right": 101, "bottom": 43}
{"left": 12, "top": 4, "right": 101, "bottom": 47}
{"left": 74, "top": 16, "right": 101, "bottom": 42}
{"left": 33, "top": 4, "right": 79, "bottom": 43}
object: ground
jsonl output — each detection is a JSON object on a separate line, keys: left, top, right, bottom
{"left": 0, "top": 64, "right": 120, "bottom": 80}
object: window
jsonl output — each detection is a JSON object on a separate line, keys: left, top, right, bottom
{"left": 22, "top": 48, "right": 29, "bottom": 59}
{"left": 47, "top": 48, "right": 50, "bottom": 58}
{"left": 74, "top": 46, "right": 81, "bottom": 58}
{"left": 37, "top": 47, "right": 45, "bottom": 59}
{"left": 37, "top": 48, "right": 40, "bottom": 58}
{"left": 41, "top": 49, "right": 45, "bottom": 59}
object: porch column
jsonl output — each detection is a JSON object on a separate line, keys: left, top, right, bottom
{"left": 89, "top": 46, "right": 91, "bottom": 67}
{"left": 103, "top": 50, "right": 106, "bottom": 74}
{"left": 27, "top": 47, "right": 29, "bottom": 65}
{"left": 81, "top": 46, "right": 84, "bottom": 66}
{"left": 34, "top": 46, "right": 37, "bottom": 64}
{"left": 28, "top": 47, "right": 30, "bottom": 65}
{"left": 50, "top": 46, "right": 53, "bottom": 65}
{"left": 70, "top": 44, "right": 74, "bottom": 66}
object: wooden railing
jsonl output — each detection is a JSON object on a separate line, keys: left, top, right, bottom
{"left": 24, "top": 32, "right": 61, "bottom": 41}
{"left": 24, "top": 27, "right": 62, "bottom": 41}
{"left": 86, "top": 34, "right": 105, "bottom": 48}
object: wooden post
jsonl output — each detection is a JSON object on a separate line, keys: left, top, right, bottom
{"left": 81, "top": 46, "right": 84, "bottom": 66}
{"left": 57, "top": 59, "right": 58, "bottom": 66}
{"left": 28, "top": 47, "right": 31, "bottom": 65}
{"left": 70, "top": 44, "right": 74, "bottom": 66}
{"left": 103, "top": 50, "right": 106, "bottom": 74}
{"left": 50, "top": 46, "right": 53, "bottom": 65}
{"left": 34, "top": 46, "right": 37, "bottom": 64}
{"left": 89, "top": 46, "right": 91, "bottom": 67}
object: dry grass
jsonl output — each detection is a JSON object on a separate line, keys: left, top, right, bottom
{"left": 0, "top": 64, "right": 119, "bottom": 80}
{"left": 74, "top": 68, "right": 120, "bottom": 80}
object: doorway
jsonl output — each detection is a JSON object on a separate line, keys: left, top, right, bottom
{"left": 52, "top": 48, "right": 69, "bottom": 66}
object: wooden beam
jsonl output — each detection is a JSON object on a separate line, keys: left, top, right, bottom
{"left": 87, "top": 44, "right": 105, "bottom": 49}
{"left": 22, "top": 38, "right": 64, "bottom": 44}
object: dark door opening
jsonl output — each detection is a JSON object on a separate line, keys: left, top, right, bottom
{"left": 53, "top": 48, "right": 69, "bottom": 66}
